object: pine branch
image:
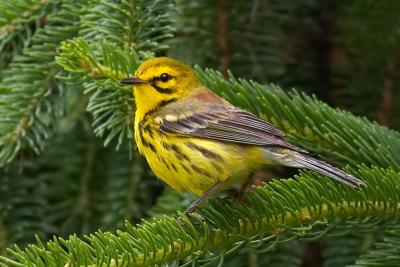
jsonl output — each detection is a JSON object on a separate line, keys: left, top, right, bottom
{"left": 0, "top": 0, "right": 45, "bottom": 27}
{"left": 0, "top": 166, "right": 398, "bottom": 266}
{"left": 56, "top": 38, "right": 140, "bottom": 149}
{"left": 0, "top": 0, "right": 83, "bottom": 166}
{"left": 0, "top": 0, "right": 58, "bottom": 65}
{"left": 79, "top": 0, "right": 175, "bottom": 51}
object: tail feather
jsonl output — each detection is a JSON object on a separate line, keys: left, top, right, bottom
{"left": 296, "top": 155, "right": 365, "bottom": 188}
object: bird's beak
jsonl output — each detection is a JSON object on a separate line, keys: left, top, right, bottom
{"left": 120, "top": 77, "right": 148, "bottom": 85}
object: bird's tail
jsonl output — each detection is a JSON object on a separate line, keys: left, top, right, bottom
{"left": 294, "top": 154, "right": 365, "bottom": 188}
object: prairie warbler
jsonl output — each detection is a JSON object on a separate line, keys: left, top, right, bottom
{"left": 121, "top": 57, "right": 364, "bottom": 216}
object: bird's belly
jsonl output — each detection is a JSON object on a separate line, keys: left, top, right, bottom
{"left": 141, "top": 135, "right": 265, "bottom": 196}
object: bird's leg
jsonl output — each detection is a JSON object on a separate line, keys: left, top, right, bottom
{"left": 183, "top": 181, "right": 223, "bottom": 220}
{"left": 238, "top": 174, "right": 253, "bottom": 194}
{"left": 227, "top": 173, "right": 254, "bottom": 201}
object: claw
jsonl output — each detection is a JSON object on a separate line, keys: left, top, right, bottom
{"left": 177, "top": 181, "right": 222, "bottom": 226}
{"left": 177, "top": 210, "right": 205, "bottom": 226}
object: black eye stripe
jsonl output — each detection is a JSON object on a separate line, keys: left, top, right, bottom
{"left": 149, "top": 74, "right": 174, "bottom": 94}
{"left": 151, "top": 83, "right": 173, "bottom": 94}
{"left": 151, "top": 75, "right": 173, "bottom": 82}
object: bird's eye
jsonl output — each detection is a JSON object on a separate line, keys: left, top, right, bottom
{"left": 160, "top": 73, "right": 169, "bottom": 82}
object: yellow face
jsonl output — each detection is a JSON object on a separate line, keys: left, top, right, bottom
{"left": 124, "top": 57, "right": 202, "bottom": 117}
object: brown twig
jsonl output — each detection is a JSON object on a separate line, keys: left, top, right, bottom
{"left": 378, "top": 56, "right": 397, "bottom": 126}
{"left": 313, "top": 0, "right": 337, "bottom": 104}
{"left": 218, "top": 0, "right": 229, "bottom": 78}
{"left": 74, "top": 124, "right": 96, "bottom": 215}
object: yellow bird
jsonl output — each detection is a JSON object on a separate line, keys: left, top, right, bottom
{"left": 121, "top": 57, "right": 364, "bottom": 216}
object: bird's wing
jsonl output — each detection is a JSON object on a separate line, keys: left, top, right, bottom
{"left": 154, "top": 89, "right": 306, "bottom": 153}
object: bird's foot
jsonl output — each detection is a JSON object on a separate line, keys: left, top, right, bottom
{"left": 177, "top": 208, "right": 205, "bottom": 226}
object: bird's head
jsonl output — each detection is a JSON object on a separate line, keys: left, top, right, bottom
{"left": 121, "top": 57, "right": 202, "bottom": 116}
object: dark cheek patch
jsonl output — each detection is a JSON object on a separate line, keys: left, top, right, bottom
{"left": 152, "top": 83, "right": 173, "bottom": 94}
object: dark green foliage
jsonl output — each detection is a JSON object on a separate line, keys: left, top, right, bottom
{"left": 56, "top": 38, "right": 140, "bottom": 149}
{"left": 0, "top": 0, "right": 59, "bottom": 71}
{"left": 170, "top": 0, "right": 400, "bottom": 129}
{"left": 354, "top": 226, "right": 400, "bottom": 267}
{"left": 56, "top": 0, "right": 175, "bottom": 149}
{"left": 150, "top": 188, "right": 195, "bottom": 217}
{"left": 168, "top": 0, "right": 219, "bottom": 70}
{"left": 39, "top": 117, "right": 159, "bottom": 237}
{"left": 0, "top": 0, "right": 82, "bottom": 166}
{"left": 331, "top": 1, "right": 400, "bottom": 124}
{"left": 322, "top": 233, "right": 376, "bottom": 267}
{"left": 0, "top": 0, "right": 399, "bottom": 266}
{"left": 0, "top": 162, "right": 51, "bottom": 249}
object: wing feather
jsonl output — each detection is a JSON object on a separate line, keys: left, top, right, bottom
{"left": 158, "top": 106, "right": 306, "bottom": 153}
